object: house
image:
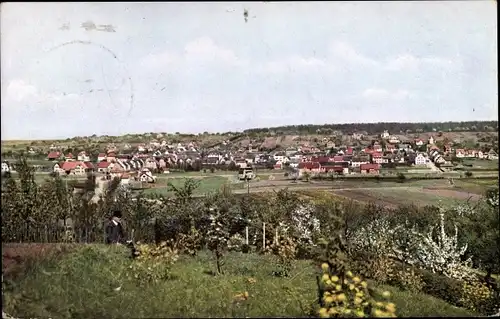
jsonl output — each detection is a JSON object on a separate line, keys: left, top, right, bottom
{"left": 373, "top": 143, "right": 383, "bottom": 152}
{"left": 138, "top": 169, "right": 157, "bottom": 183}
{"left": 235, "top": 158, "right": 248, "bottom": 168}
{"left": 371, "top": 152, "right": 385, "bottom": 164}
{"left": 97, "top": 153, "right": 107, "bottom": 162}
{"left": 455, "top": 149, "right": 465, "bottom": 158}
{"left": 414, "top": 153, "right": 427, "bottom": 166}
{"left": 381, "top": 130, "right": 390, "bottom": 139}
{"left": 298, "top": 162, "right": 321, "bottom": 176}
{"left": 97, "top": 161, "right": 112, "bottom": 173}
{"left": 1, "top": 161, "right": 11, "bottom": 173}
{"left": 428, "top": 136, "right": 435, "bottom": 145}
{"left": 56, "top": 161, "right": 92, "bottom": 176}
{"left": 47, "top": 151, "right": 62, "bottom": 161}
{"left": 415, "top": 139, "right": 424, "bottom": 146}
{"left": 487, "top": 149, "right": 498, "bottom": 160}
{"left": 64, "top": 153, "right": 75, "bottom": 161}
{"left": 274, "top": 160, "right": 283, "bottom": 170}
{"left": 388, "top": 136, "right": 400, "bottom": 144}
{"left": 107, "top": 152, "right": 116, "bottom": 161}
{"left": 77, "top": 151, "right": 90, "bottom": 162}
{"left": 360, "top": 163, "right": 380, "bottom": 174}
{"left": 351, "top": 157, "right": 369, "bottom": 167}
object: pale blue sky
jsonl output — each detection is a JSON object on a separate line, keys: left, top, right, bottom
{"left": 1, "top": 1, "right": 497, "bottom": 140}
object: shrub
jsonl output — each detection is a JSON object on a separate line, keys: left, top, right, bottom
{"left": 127, "top": 241, "right": 179, "bottom": 284}
{"left": 460, "top": 279, "right": 499, "bottom": 315}
{"left": 392, "top": 267, "right": 425, "bottom": 293}
{"left": 228, "top": 233, "right": 246, "bottom": 252}
{"left": 176, "top": 226, "right": 203, "bottom": 256}
{"left": 418, "top": 268, "right": 463, "bottom": 306}
{"left": 270, "top": 236, "right": 298, "bottom": 277}
{"left": 313, "top": 264, "right": 397, "bottom": 318}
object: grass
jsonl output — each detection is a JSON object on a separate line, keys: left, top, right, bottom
{"left": 144, "top": 176, "right": 241, "bottom": 196}
{"left": 2, "top": 245, "right": 476, "bottom": 318}
{"left": 345, "top": 188, "right": 473, "bottom": 208}
{"left": 462, "top": 159, "right": 499, "bottom": 170}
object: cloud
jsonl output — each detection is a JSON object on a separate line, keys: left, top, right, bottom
{"left": 3, "top": 79, "right": 79, "bottom": 104}
{"left": 184, "top": 37, "right": 246, "bottom": 66}
{"left": 140, "top": 37, "right": 247, "bottom": 69}
{"left": 329, "top": 41, "right": 379, "bottom": 67}
{"left": 362, "top": 88, "right": 411, "bottom": 101}
{"left": 386, "top": 54, "right": 455, "bottom": 71}
{"left": 256, "top": 56, "right": 328, "bottom": 74}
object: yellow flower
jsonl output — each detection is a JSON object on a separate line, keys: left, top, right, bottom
{"left": 372, "top": 309, "right": 384, "bottom": 317}
{"left": 382, "top": 291, "right": 391, "bottom": 298}
{"left": 326, "top": 280, "right": 333, "bottom": 286}
{"left": 375, "top": 302, "right": 384, "bottom": 308}
{"left": 322, "top": 263, "right": 330, "bottom": 271}
{"left": 354, "top": 297, "right": 363, "bottom": 305}
{"left": 337, "top": 293, "right": 346, "bottom": 302}
{"left": 247, "top": 277, "right": 257, "bottom": 284}
{"left": 356, "top": 292, "right": 364, "bottom": 298}
{"left": 324, "top": 296, "right": 334, "bottom": 304}
{"left": 385, "top": 303, "right": 396, "bottom": 313}
{"left": 243, "top": 291, "right": 249, "bottom": 299}
{"left": 328, "top": 308, "right": 338, "bottom": 315}
{"left": 343, "top": 309, "right": 352, "bottom": 315}
{"left": 318, "top": 307, "right": 329, "bottom": 318}
{"left": 331, "top": 275, "right": 339, "bottom": 282}
{"left": 349, "top": 284, "right": 355, "bottom": 290}
{"left": 361, "top": 281, "right": 368, "bottom": 288}
{"left": 355, "top": 310, "right": 365, "bottom": 317}
{"left": 346, "top": 271, "right": 353, "bottom": 277}
{"left": 335, "top": 285, "right": 342, "bottom": 291}
{"left": 322, "top": 274, "right": 330, "bottom": 282}
{"left": 353, "top": 276, "right": 361, "bottom": 283}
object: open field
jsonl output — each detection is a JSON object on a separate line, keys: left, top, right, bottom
{"left": 333, "top": 187, "right": 481, "bottom": 209}
{"left": 2, "top": 244, "right": 477, "bottom": 318}
{"left": 461, "top": 159, "right": 499, "bottom": 170}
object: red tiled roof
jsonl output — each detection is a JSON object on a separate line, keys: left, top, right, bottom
{"left": 372, "top": 152, "right": 383, "bottom": 157}
{"left": 107, "top": 152, "right": 116, "bottom": 157}
{"left": 360, "top": 163, "right": 380, "bottom": 171}
{"left": 346, "top": 148, "right": 353, "bottom": 155}
{"left": 98, "top": 153, "right": 106, "bottom": 158}
{"left": 47, "top": 151, "right": 61, "bottom": 159}
{"left": 333, "top": 156, "right": 344, "bottom": 162}
{"left": 298, "top": 162, "right": 321, "bottom": 169}
{"left": 61, "top": 161, "right": 84, "bottom": 171}
{"left": 324, "top": 166, "right": 344, "bottom": 172}
{"left": 311, "top": 156, "right": 332, "bottom": 163}
{"left": 97, "top": 161, "right": 111, "bottom": 169}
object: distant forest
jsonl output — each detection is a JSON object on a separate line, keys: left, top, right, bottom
{"left": 243, "top": 121, "right": 499, "bottom": 136}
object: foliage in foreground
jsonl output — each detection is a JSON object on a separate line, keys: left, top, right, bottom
{"left": 2, "top": 245, "right": 477, "bottom": 319}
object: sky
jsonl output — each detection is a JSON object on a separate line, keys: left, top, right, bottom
{"left": 1, "top": 1, "right": 497, "bottom": 140}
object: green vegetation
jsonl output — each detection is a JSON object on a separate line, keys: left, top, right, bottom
{"left": 2, "top": 156, "right": 499, "bottom": 318}
{"left": 2, "top": 245, "right": 477, "bottom": 318}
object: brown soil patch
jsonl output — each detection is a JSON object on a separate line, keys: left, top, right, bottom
{"left": 2, "top": 243, "right": 79, "bottom": 279}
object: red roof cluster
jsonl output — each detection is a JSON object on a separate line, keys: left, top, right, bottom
{"left": 360, "top": 163, "right": 380, "bottom": 171}
{"left": 58, "top": 161, "right": 93, "bottom": 171}
{"left": 97, "top": 161, "right": 111, "bottom": 169}
{"left": 298, "top": 162, "right": 321, "bottom": 169}
{"left": 47, "top": 151, "right": 61, "bottom": 159}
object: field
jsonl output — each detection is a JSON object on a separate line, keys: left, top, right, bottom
{"left": 2, "top": 244, "right": 477, "bottom": 318}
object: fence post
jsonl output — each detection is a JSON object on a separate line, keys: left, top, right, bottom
{"left": 262, "top": 222, "right": 266, "bottom": 250}
{"left": 245, "top": 226, "right": 249, "bottom": 245}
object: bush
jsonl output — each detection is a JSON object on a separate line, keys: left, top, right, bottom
{"left": 418, "top": 268, "right": 463, "bottom": 306}
{"left": 460, "top": 279, "right": 500, "bottom": 315}
{"left": 392, "top": 267, "right": 425, "bottom": 293}
{"left": 127, "top": 241, "right": 179, "bottom": 284}
{"left": 313, "top": 264, "right": 397, "bottom": 318}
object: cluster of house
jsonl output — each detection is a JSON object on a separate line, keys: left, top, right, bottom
{"left": 3, "top": 131, "right": 497, "bottom": 180}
